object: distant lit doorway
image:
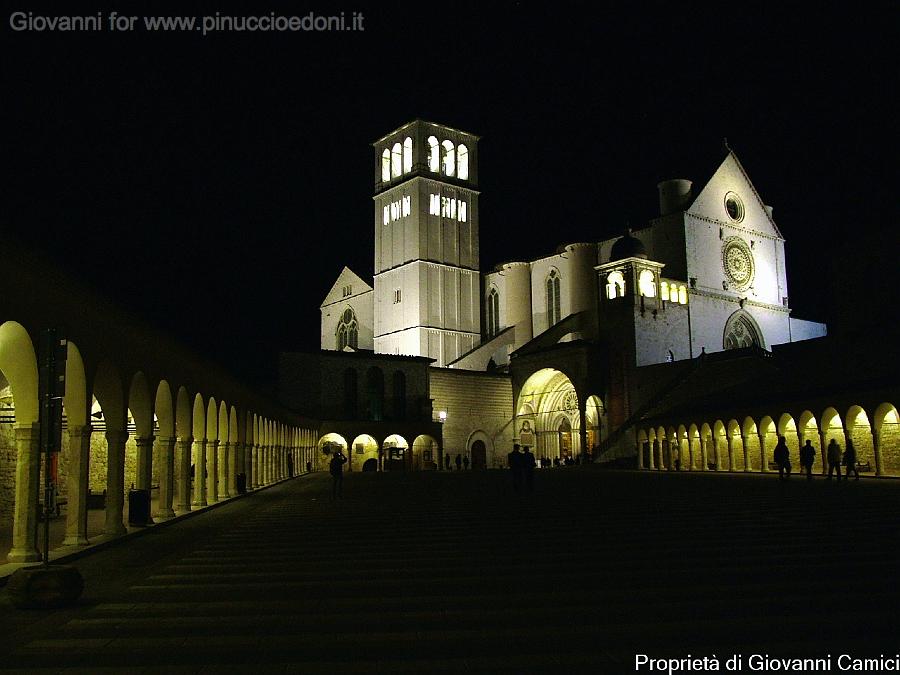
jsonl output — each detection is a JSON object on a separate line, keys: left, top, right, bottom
{"left": 471, "top": 440, "right": 486, "bottom": 470}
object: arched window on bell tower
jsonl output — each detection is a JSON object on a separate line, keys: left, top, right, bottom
{"left": 457, "top": 144, "right": 469, "bottom": 180}
{"left": 403, "top": 137, "right": 413, "bottom": 173}
{"left": 427, "top": 136, "right": 439, "bottom": 172}
{"left": 441, "top": 140, "right": 455, "bottom": 176}
{"left": 546, "top": 269, "right": 561, "bottom": 326}
{"left": 606, "top": 271, "right": 625, "bottom": 299}
{"left": 381, "top": 149, "right": 390, "bottom": 182}
{"left": 638, "top": 269, "right": 656, "bottom": 297}
{"left": 391, "top": 142, "right": 402, "bottom": 178}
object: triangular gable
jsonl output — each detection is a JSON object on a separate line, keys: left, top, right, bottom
{"left": 687, "top": 151, "right": 784, "bottom": 240}
{"left": 320, "top": 266, "right": 373, "bottom": 308}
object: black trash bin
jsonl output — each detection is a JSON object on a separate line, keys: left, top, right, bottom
{"left": 236, "top": 472, "right": 247, "bottom": 494}
{"left": 128, "top": 489, "right": 151, "bottom": 526}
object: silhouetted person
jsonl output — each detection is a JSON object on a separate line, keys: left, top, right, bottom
{"left": 554, "top": 457, "right": 561, "bottom": 468}
{"left": 826, "top": 438, "right": 842, "bottom": 481}
{"left": 287, "top": 454, "right": 293, "bottom": 477}
{"left": 444, "top": 454, "right": 451, "bottom": 471}
{"left": 522, "top": 447, "right": 536, "bottom": 492}
{"left": 306, "top": 461, "right": 312, "bottom": 473}
{"left": 455, "top": 453, "right": 462, "bottom": 471}
{"left": 508, "top": 444, "right": 523, "bottom": 492}
{"left": 800, "top": 440, "right": 815, "bottom": 480}
{"left": 330, "top": 451, "right": 347, "bottom": 499}
{"left": 773, "top": 435, "right": 791, "bottom": 480}
{"left": 463, "top": 455, "right": 469, "bottom": 470}
{"left": 843, "top": 439, "right": 859, "bottom": 480}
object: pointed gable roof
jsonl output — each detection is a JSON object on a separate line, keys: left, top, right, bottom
{"left": 687, "top": 150, "right": 784, "bottom": 240}
{"left": 320, "top": 266, "right": 373, "bottom": 308}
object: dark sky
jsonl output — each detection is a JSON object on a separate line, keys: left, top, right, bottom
{"left": 6, "top": 2, "right": 896, "bottom": 385}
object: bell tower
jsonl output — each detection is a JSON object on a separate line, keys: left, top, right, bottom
{"left": 372, "top": 120, "right": 481, "bottom": 366}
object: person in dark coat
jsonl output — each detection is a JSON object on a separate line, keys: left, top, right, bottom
{"left": 799, "top": 439, "right": 816, "bottom": 480}
{"left": 508, "top": 444, "right": 523, "bottom": 492}
{"left": 463, "top": 455, "right": 469, "bottom": 470}
{"left": 329, "top": 451, "right": 347, "bottom": 500}
{"left": 444, "top": 454, "right": 451, "bottom": 471}
{"left": 843, "top": 439, "right": 859, "bottom": 481}
{"left": 455, "top": 453, "right": 462, "bottom": 471}
{"left": 826, "top": 438, "right": 842, "bottom": 481}
{"left": 773, "top": 435, "right": 791, "bottom": 480}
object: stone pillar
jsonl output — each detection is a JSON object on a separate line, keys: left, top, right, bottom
{"left": 251, "top": 445, "right": 260, "bottom": 488}
{"left": 135, "top": 436, "right": 154, "bottom": 490}
{"left": 175, "top": 437, "right": 193, "bottom": 514}
{"left": 701, "top": 436, "right": 708, "bottom": 471}
{"left": 636, "top": 438, "right": 644, "bottom": 470}
{"left": 872, "top": 429, "right": 882, "bottom": 477}
{"left": 649, "top": 441, "right": 656, "bottom": 469}
{"left": 192, "top": 439, "right": 207, "bottom": 508}
{"left": 819, "top": 431, "right": 828, "bottom": 475}
{"left": 228, "top": 442, "right": 239, "bottom": 495}
{"left": 686, "top": 439, "right": 693, "bottom": 471}
{"left": 757, "top": 432, "right": 765, "bottom": 473}
{"left": 63, "top": 424, "right": 92, "bottom": 546}
{"left": 154, "top": 436, "right": 176, "bottom": 520}
{"left": 219, "top": 441, "right": 230, "bottom": 499}
{"left": 8, "top": 424, "right": 42, "bottom": 563}
{"left": 727, "top": 436, "right": 735, "bottom": 472}
{"left": 206, "top": 439, "right": 219, "bottom": 504}
{"left": 105, "top": 429, "right": 128, "bottom": 537}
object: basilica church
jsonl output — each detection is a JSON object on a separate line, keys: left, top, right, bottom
{"left": 280, "top": 119, "right": 895, "bottom": 476}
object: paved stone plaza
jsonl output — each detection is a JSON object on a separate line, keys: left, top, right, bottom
{"left": 1, "top": 469, "right": 897, "bottom": 673}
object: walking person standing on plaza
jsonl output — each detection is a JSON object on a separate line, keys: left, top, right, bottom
{"left": 826, "top": 438, "right": 842, "bottom": 481}
{"left": 455, "top": 453, "right": 462, "bottom": 472}
{"left": 773, "top": 435, "right": 791, "bottom": 480}
{"left": 843, "top": 438, "right": 859, "bottom": 481}
{"left": 521, "top": 446, "right": 536, "bottom": 493}
{"left": 799, "top": 439, "right": 816, "bottom": 480}
{"left": 330, "top": 450, "right": 347, "bottom": 500}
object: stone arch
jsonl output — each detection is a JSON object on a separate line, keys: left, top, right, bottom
{"left": 585, "top": 394, "right": 605, "bottom": 454}
{"left": 688, "top": 424, "right": 701, "bottom": 471}
{"left": 412, "top": 434, "right": 439, "bottom": 471}
{"left": 874, "top": 403, "right": 899, "bottom": 475}
{"left": 351, "top": 434, "right": 379, "bottom": 472}
{"left": 467, "top": 429, "right": 492, "bottom": 470}
{"left": 777, "top": 413, "right": 799, "bottom": 468}
{"left": 383, "top": 433, "right": 409, "bottom": 470}
{"left": 647, "top": 427, "right": 658, "bottom": 470}
{"left": 677, "top": 424, "right": 689, "bottom": 470}
{"left": 756, "top": 416, "right": 775, "bottom": 472}
{"left": 723, "top": 309, "right": 764, "bottom": 350}
{"left": 0, "top": 321, "right": 39, "bottom": 426}
{"left": 726, "top": 419, "right": 742, "bottom": 471}
{"left": 845, "top": 405, "right": 874, "bottom": 473}
{"left": 820, "top": 407, "right": 844, "bottom": 455}
{"left": 656, "top": 426, "right": 667, "bottom": 470}
{"left": 317, "top": 432, "right": 348, "bottom": 471}
{"left": 712, "top": 421, "right": 726, "bottom": 471}
{"left": 637, "top": 428, "right": 650, "bottom": 469}
{"left": 516, "top": 368, "right": 581, "bottom": 461}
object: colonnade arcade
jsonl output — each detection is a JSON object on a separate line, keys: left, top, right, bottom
{"left": 636, "top": 401, "right": 900, "bottom": 476}
{"left": 316, "top": 432, "right": 440, "bottom": 472}
{"left": 515, "top": 368, "right": 605, "bottom": 462}
{"left": 0, "top": 320, "right": 316, "bottom": 564}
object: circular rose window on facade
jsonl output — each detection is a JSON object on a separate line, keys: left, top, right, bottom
{"left": 722, "top": 237, "right": 754, "bottom": 289}
{"left": 724, "top": 192, "right": 744, "bottom": 222}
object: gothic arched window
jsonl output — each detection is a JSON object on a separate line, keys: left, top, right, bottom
{"left": 457, "top": 144, "right": 469, "bottom": 180}
{"left": 441, "top": 140, "right": 455, "bottom": 176}
{"left": 403, "top": 137, "right": 413, "bottom": 173}
{"left": 391, "top": 142, "right": 402, "bottom": 178}
{"left": 486, "top": 287, "right": 500, "bottom": 338}
{"left": 381, "top": 149, "right": 390, "bottom": 182}
{"left": 546, "top": 270, "right": 561, "bottom": 326}
{"left": 723, "top": 310, "right": 763, "bottom": 350}
{"left": 336, "top": 307, "right": 359, "bottom": 351}
{"left": 427, "top": 136, "right": 439, "bottom": 172}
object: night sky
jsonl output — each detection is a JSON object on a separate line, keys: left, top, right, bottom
{"left": 6, "top": 2, "right": 896, "bottom": 386}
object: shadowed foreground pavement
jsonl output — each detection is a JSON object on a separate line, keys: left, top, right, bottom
{"left": 1, "top": 469, "right": 898, "bottom": 673}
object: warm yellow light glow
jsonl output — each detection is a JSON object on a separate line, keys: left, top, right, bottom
{"left": 678, "top": 285, "right": 687, "bottom": 304}
{"left": 607, "top": 271, "right": 625, "bottom": 299}
{"left": 660, "top": 281, "right": 668, "bottom": 300}
{"left": 638, "top": 269, "right": 656, "bottom": 297}
{"left": 439, "top": 410, "right": 447, "bottom": 421}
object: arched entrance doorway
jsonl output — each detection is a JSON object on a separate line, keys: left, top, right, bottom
{"left": 516, "top": 368, "right": 583, "bottom": 463}
{"left": 350, "top": 434, "right": 378, "bottom": 473}
{"left": 317, "top": 433, "right": 348, "bottom": 471}
{"left": 412, "top": 435, "right": 438, "bottom": 471}
{"left": 471, "top": 440, "right": 486, "bottom": 470}
{"left": 382, "top": 434, "right": 408, "bottom": 471}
